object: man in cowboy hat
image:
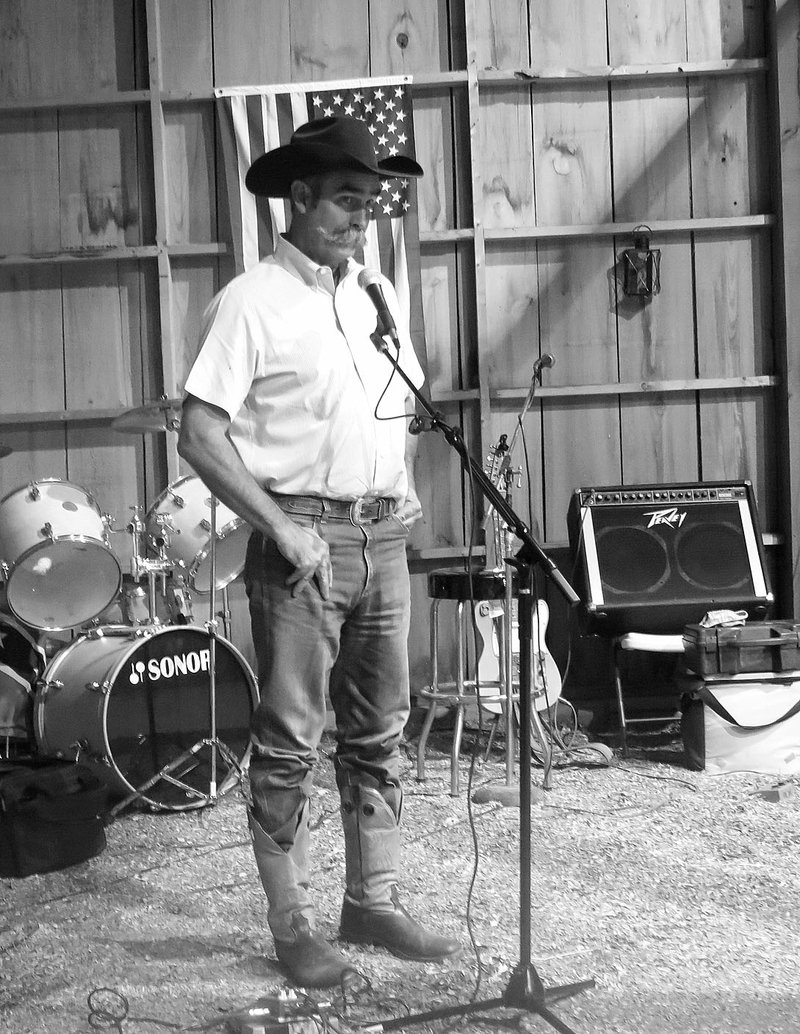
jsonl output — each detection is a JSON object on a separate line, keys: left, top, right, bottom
{"left": 178, "top": 116, "right": 460, "bottom": 988}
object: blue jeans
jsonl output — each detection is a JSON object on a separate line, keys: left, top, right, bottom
{"left": 244, "top": 508, "right": 411, "bottom": 842}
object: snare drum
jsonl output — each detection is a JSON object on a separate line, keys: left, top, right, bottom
{"left": 146, "top": 475, "right": 249, "bottom": 593}
{"left": 0, "top": 480, "right": 121, "bottom": 630}
{"left": 34, "top": 624, "right": 258, "bottom": 810}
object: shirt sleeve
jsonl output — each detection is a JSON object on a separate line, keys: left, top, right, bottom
{"left": 183, "top": 287, "right": 257, "bottom": 421}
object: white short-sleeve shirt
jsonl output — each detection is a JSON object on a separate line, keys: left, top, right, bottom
{"left": 184, "top": 236, "right": 425, "bottom": 501}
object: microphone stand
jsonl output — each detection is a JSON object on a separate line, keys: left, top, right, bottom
{"left": 371, "top": 332, "right": 595, "bottom": 1034}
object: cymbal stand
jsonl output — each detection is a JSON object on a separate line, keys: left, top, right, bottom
{"left": 127, "top": 506, "right": 172, "bottom": 625}
{"left": 370, "top": 331, "right": 594, "bottom": 1034}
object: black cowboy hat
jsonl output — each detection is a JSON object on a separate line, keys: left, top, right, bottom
{"left": 245, "top": 115, "right": 424, "bottom": 198}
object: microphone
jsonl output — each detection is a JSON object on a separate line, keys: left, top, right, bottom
{"left": 533, "top": 353, "right": 555, "bottom": 376}
{"left": 358, "top": 268, "right": 400, "bottom": 347}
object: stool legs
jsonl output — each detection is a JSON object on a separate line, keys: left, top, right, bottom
{"left": 612, "top": 639, "right": 629, "bottom": 756}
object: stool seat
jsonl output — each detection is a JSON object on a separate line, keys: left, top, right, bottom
{"left": 427, "top": 567, "right": 518, "bottom": 601}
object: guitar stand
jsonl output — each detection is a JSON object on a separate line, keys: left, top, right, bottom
{"left": 371, "top": 332, "right": 595, "bottom": 1034}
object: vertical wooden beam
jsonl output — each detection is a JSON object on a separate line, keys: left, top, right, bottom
{"left": 146, "top": 0, "right": 179, "bottom": 481}
{"left": 464, "top": 0, "right": 493, "bottom": 518}
{"left": 767, "top": 0, "right": 800, "bottom": 614}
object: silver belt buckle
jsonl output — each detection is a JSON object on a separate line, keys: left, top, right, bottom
{"left": 349, "top": 498, "right": 366, "bottom": 523}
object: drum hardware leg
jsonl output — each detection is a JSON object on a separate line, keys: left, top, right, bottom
{"left": 218, "top": 586, "right": 232, "bottom": 641}
{"left": 108, "top": 735, "right": 247, "bottom": 817}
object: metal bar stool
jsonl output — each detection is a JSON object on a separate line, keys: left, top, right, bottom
{"left": 613, "top": 632, "right": 685, "bottom": 755}
{"left": 416, "top": 567, "right": 518, "bottom": 794}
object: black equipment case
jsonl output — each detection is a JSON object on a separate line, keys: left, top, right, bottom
{"left": 683, "top": 621, "right": 800, "bottom": 677}
{"left": 0, "top": 761, "right": 109, "bottom": 877}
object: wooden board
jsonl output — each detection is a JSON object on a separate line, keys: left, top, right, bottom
{"left": 289, "top": 0, "right": 370, "bottom": 81}
{"left": 212, "top": 0, "right": 291, "bottom": 87}
{"left": 0, "top": 113, "right": 60, "bottom": 253}
{"left": 163, "top": 105, "right": 216, "bottom": 244}
{"left": 533, "top": 86, "right": 611, "bottom": 225}
{"left": 481, "top": 88, "right": 534, "bottom": 229}
{"left": 537, "top": 240, "right": 622, "bottom": 539}
{"left": 369, "top": 0, "right": 448, "bottom": 74}
{"left": 529, "top": 1, "right": 608, "bottom": 67}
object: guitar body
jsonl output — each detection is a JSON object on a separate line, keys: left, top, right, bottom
{"left": 474, "top": 598, "right": 561, "bottom": 714}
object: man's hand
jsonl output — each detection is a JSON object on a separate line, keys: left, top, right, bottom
{"left": 393, "top": 488, "right": 423, "bottom": 531}
{"left": 274, "top": 520, "right": 333, "bottom": 599}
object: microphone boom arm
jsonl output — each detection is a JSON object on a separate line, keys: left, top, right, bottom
{"left": 374, "top": 335, "right": 578, "bottom": 605}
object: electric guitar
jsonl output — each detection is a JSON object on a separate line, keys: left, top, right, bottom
{"left": 474, "top": 435, "right": 562, "bottom": 715}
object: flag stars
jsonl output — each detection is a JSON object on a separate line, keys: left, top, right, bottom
{"left": 395, "top": 110, "right": 406, "bottom": 123}
{"left": 394, "top": 86, "right": 404, "bottom": 98}
{"left": 364, "top": 101, "right": 374, "bottom": 113}
{"left": 375, "top": 111, "right": 386, "bottom": 123}
{"left": 397, "top": 132, "right": 407, "bottom": 146}
{"left": 382, "top": 201, "right": 393, "bottom": 215}
{"left": 353, "top": 91, "right": 363, "bottom": 103}
{"left": 385, "top": 99, "right": 396, "bottom": 111}
{"left": 378, "top": 133, "right": 388, "bottom": 147}
{"left": 381, "top": 180, "right": 391, "bottom": 192}
{"left": 388, "top": 145, "right": 398, "bottom": 155}
{"left": 332, "top": 94, "right": 343, "bottom": 105}
{"left": 312, "top": 95, "right": 322, "bottom": 107}
{"left": 375, "top": 88, "right": 385, "bottom": 100}
{"left": 344, "top": 103, "right": 354, "bottom": 116}
{"left": 323, "top": 105, "right": 334, "bottom": 117}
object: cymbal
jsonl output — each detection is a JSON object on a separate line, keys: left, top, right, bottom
{"left": 112, "top": 398, "right": 183, "bottom": 435}
{"left": 0, "top": 444, "right": 12, "bottom": 458}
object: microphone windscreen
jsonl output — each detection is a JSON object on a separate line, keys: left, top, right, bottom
{"left": 358, "top": 268, "right": 383, "bottom": 290}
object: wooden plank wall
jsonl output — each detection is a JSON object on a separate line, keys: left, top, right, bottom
{"left": 0, "top": 0, "right": 793, "bottom": 710}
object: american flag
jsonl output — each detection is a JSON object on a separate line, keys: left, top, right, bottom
{"left": 214, "top": 77, "right": 424, "bottom": 355}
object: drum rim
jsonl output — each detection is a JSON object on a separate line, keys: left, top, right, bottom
{"left": 146, "top": 472, "right": 210, "bottom": 513}
{"left": 35, "top": 623, "right": 258, "bottom": 808}
{"left": 0, "top": 477, "right": 103, "bottom": 511}
{"left": 5, "top": 536, "right": 122, "bottom": 631}
{"left": 186, "top": 526, "right": 248, "bottom": 593}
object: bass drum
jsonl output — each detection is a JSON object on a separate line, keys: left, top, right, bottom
{"left": 34, "top": 625, "right": 258, "bottom": 810}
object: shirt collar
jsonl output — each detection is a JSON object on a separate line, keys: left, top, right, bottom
{"left": 273, "top": 234, "right": 357, "bottom": 295}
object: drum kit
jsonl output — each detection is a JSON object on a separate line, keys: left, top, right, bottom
{"left": 0, "top": 401, "right": 258, "bottom": 813}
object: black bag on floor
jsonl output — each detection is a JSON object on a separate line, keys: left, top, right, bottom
{"left": 0, "top": 761, "right": 110, "bottom": 877}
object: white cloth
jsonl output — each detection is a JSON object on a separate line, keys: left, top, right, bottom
{"left": 184, "top": 235, "right": 424, "bottom": 501}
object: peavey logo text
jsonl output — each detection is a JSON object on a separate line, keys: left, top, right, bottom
{"left": 128, "top": 648, "right": 211, "bottom": 685}
{"left": 642, "top": 506, "right": 687, "bottom": 530}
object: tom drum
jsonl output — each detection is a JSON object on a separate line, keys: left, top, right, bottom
{"left": 146, "top": 475, "right": 249, "bottom": 593}
{"left": 0, "top": 479, "right": 121, "bottom": 630}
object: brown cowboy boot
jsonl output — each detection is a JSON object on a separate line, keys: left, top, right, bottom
{"left": 338, "top": 784, "right": 461, "bottom": 961}
{"left": 249, "top": 801, "right": 353, "bottom": 987}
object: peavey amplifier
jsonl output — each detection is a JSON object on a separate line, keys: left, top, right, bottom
{"left": 567, "top": 481, "right": 773, "bottom": 635}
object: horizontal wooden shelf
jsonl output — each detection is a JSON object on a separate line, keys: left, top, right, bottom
{"left": 431, "top": 375, "right": 778, "bottom": 404}
{"left": 0, "top": 90, "right": 152, "bottom": 112}
{"left": 1, "top": 376, "right": 773, "bottom": 429}
{"left": 0, "top": 58, "right": 768, "bottom": 114}
{"left": 479, "top": 57, "right": 768, "bottom": 87}
{"left": 421, "top": 214, "right": 774, "bottom": 246}
{"left": 0, "top": 243, "right": 228, "bottom": 267}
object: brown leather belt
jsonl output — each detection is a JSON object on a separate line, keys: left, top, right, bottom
{"left": 269, "top": 493, "right": 396, "bottom": 523}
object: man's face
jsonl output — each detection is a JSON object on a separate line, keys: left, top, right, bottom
{"left": 293, "top": 170, "right": 381, "bottom": 269}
